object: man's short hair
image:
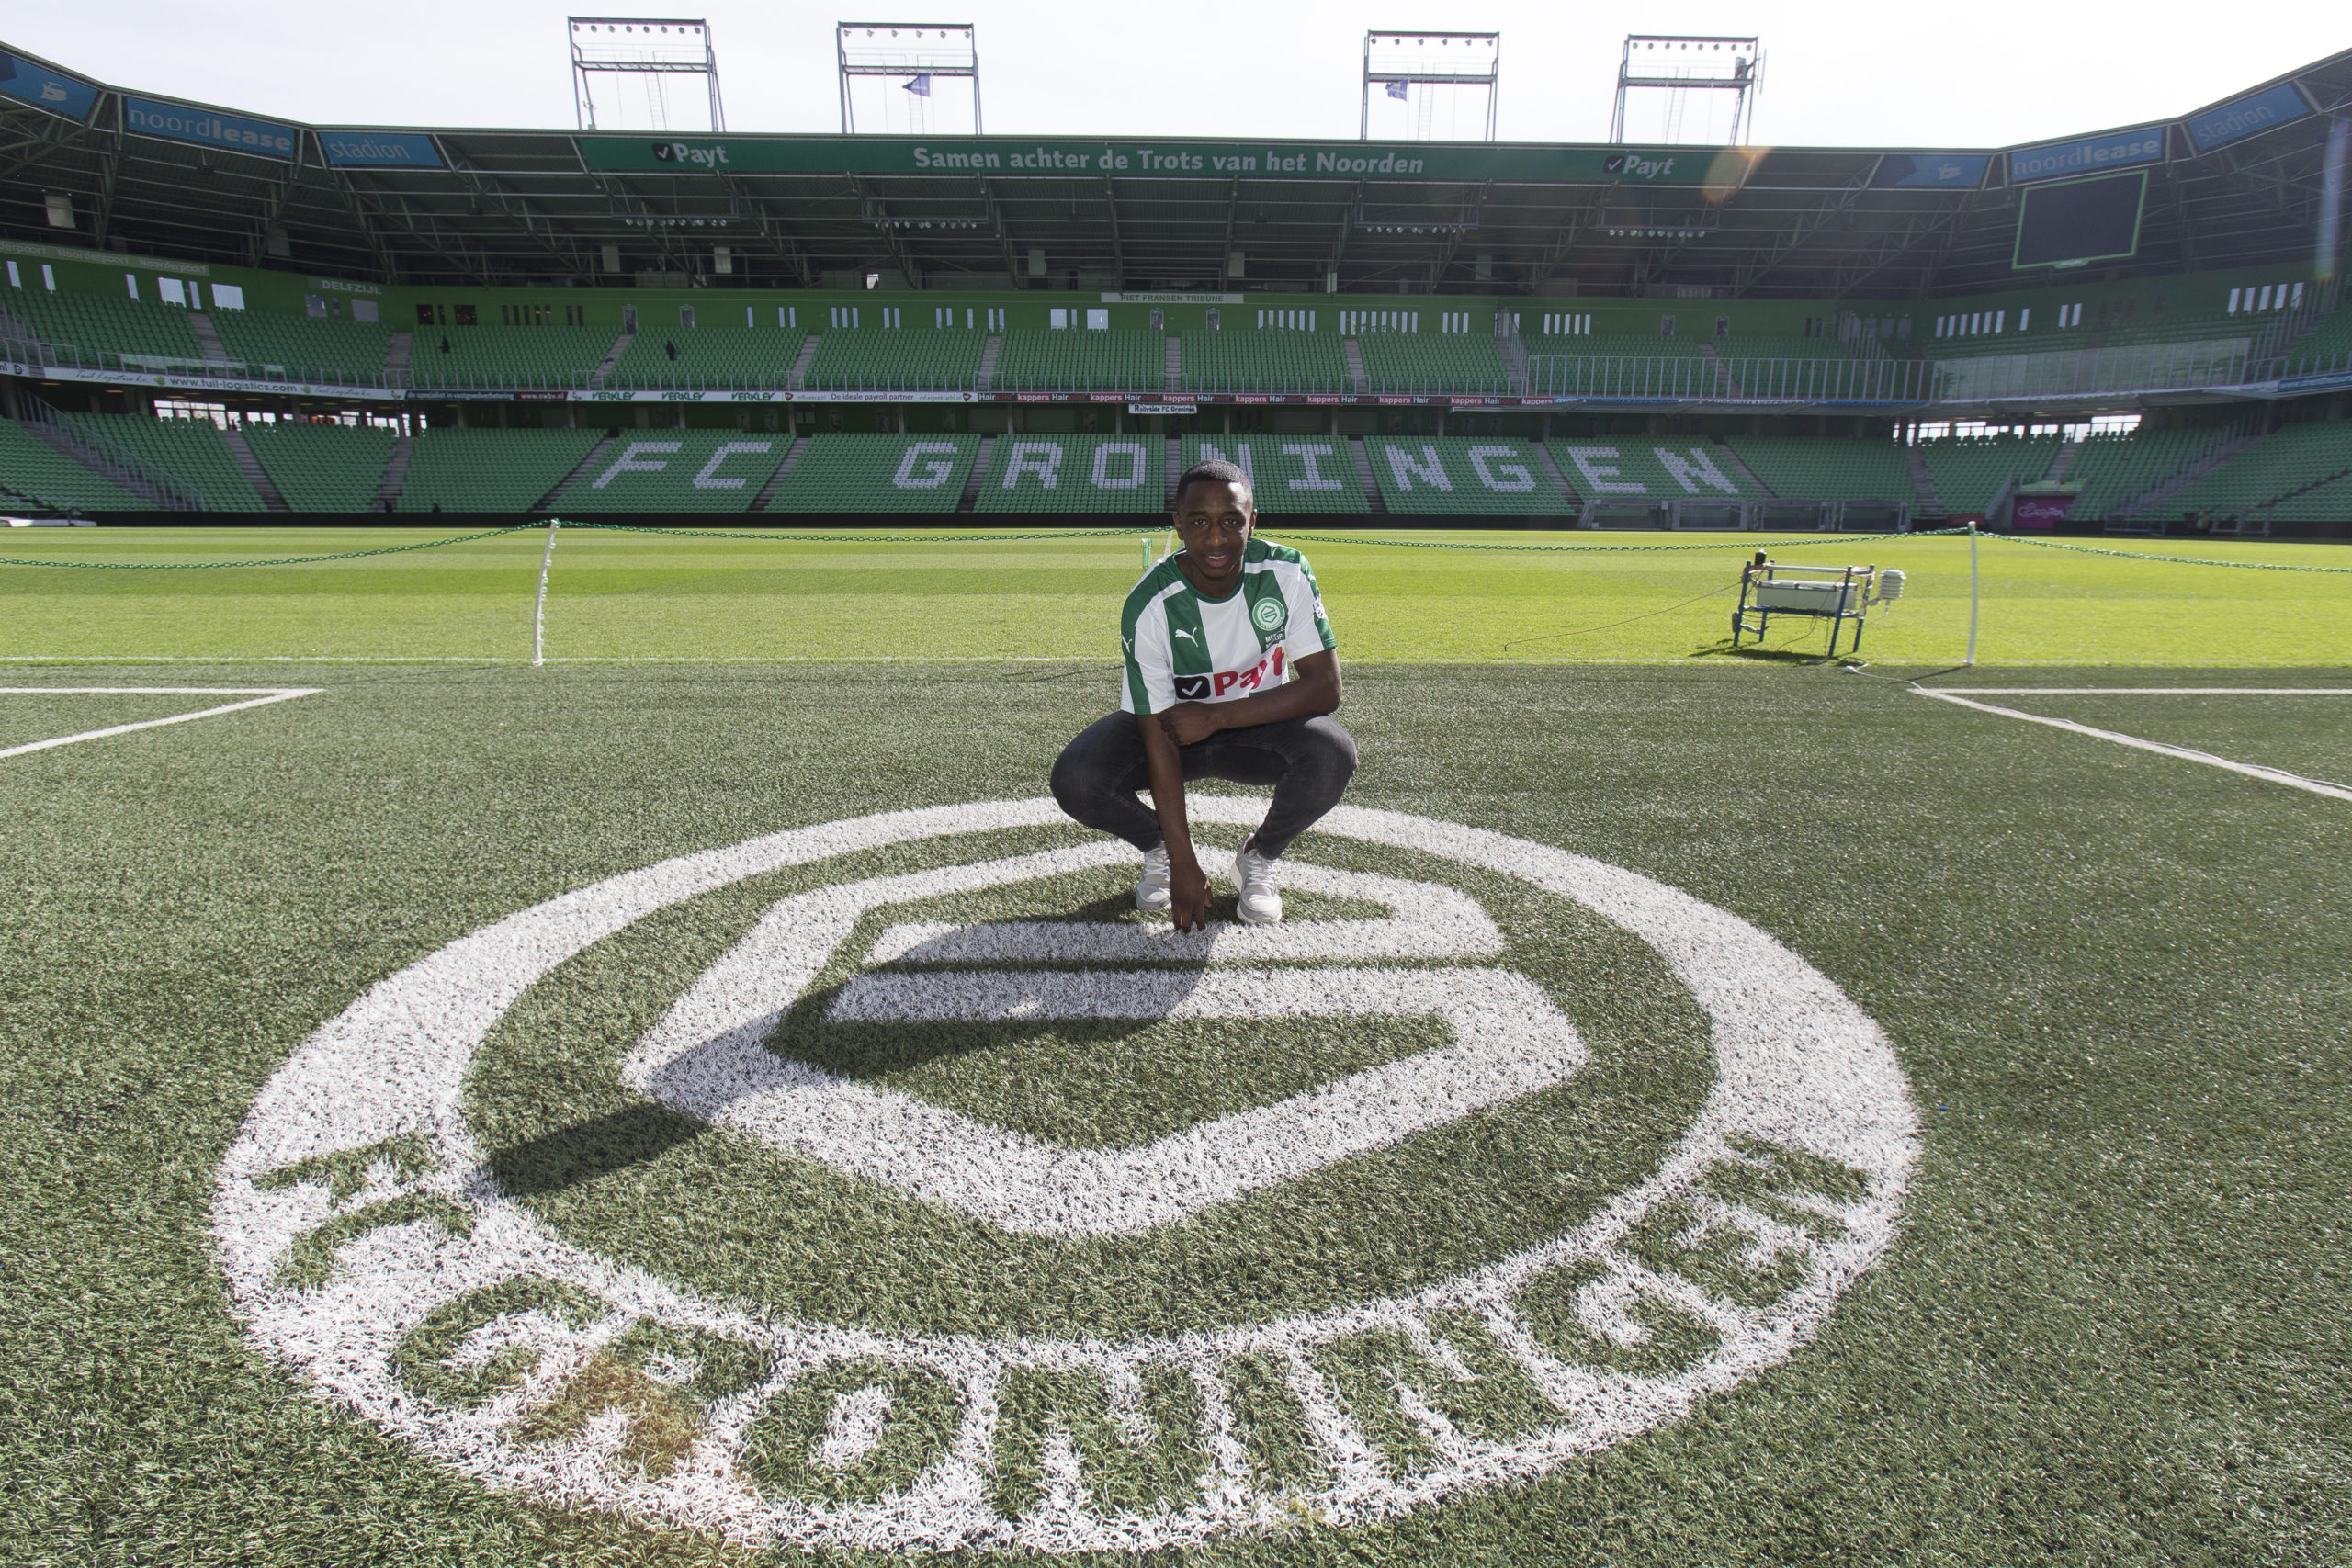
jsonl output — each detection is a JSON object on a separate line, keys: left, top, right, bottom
{"left": 1174, "top": 459, "right": 1254, "bottom": 512}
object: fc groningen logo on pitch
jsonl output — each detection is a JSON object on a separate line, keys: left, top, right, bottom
{"left": 213, "top": 799, "right": 1916, "bottom": 1553}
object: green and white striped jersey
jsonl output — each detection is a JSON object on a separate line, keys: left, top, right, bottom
{"left": 1119, "top": 538, "right": 1336, "bottom": 716}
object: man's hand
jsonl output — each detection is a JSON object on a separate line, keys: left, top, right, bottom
{"left": 1168, "top": 852, "right": 1213, "bottom": 931}
{"left": 1156, "top": 703, "right": 1223, "bottom": 749}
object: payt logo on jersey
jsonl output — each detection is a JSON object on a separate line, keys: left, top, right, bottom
{"left": 213, "top": 798, "right": 1915, "bottom": 1554}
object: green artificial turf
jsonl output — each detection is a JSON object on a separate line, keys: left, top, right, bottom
{"left": 4, "top": 659, "right": 2348, "bottom": 1564}
{"left": 3, "top": 525, "right": 2349, "bottom": 665}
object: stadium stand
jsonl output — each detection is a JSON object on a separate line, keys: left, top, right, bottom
{"left": 1355, "top": 333, "right": 1513, "bottom": 395}
{"left": 1723, "top": 436, "right": 1917, "bottom": 502}
{"left": 1920, "top": 434, "right": 2060, "bottom": 513}
{"left": 1529, "top": 333, "right": 1711, "bottom": 359}
{"left": 0, "top": 418, "right": 151, "bottom": 512}
{"left": 976, "top": 435, "right": 1168, "bottom": 513}
{"left": 989, "top": 330, "right": 1163, "bottom": 392}
{"left": 243, "top": 422, "right": 397, "bottom": 512}
{"left": 2062, "top": 427, "right": 2232, "bottom": 520}
{"left": 396, "top": 428, "right": 604, "bottom": 513}
{"left": 1181, "top": 332, "right": 1351, "bottom": 393}
{"left": 1714, "top": 334, "right": 1872, "bottom": 361}
{"left": 2267, "top": 469, "right": 2352, "bottom": 523}
{"left": 762, "top": 434, "right": 980, "bottom": 513}
{"left": 608, "top": 325, "right": 808, "bottom": 389}
{"left": 6, "top": 289, "right": 206, "bottom": 366}
{"left": 62, "top": 412, "right": 264, "bottom": 510}
{"left": 2162, "top": 422, "right": 2352, "bottom": 518}
{"left": 1365, "top": 437, "right": 1572, "bottom": 513}
{"left": 800, "top": 329, "right": 985, "bottom": 392}
{"left": 209, "top": 310, "right": 391, "bottom": 383}
{"left": 2284, "top": 306, "right": 2352, "bottom": 376}
{"left": 406, "top": 326, "right": 615, "bottom": 389}
{"left": 551, "top": 430, "right": 791, "bottom": 513}
{"left": 1186, "top": 437, "right": 1368, "bottom": 514}
{"left": 1549, "top": 440, "right": 1766, "bottom": 502}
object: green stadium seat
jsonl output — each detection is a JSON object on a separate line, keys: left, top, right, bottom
{"left": 552, "top": 430, "right": 791, "bottom": 513}
{"left": 990, "top": 330, "right": 1163, "bottom": 392}
{"left": 800, "top": 329, "right": 984, "bottom": 392}
{"left": 1184, "top": 437, "right": 1366, "bottom": 515}
{"left": 1180, "top": 333, "right": 1349, "bottom": 393}
{"left": 398, "top": 429, "right": 604, "bottom": 513}
{"left": 62, "top": 412, "right": 265, "bottom": 511}
{"left": 408, "top": 326, "right": 616, "bottom": 390}
{"left": 2163, "top": 423, "right": 2352, "bottom": 519}
{"left": 0, "top": 419, "right": 151, "bottom": 513}
{"left": 1724, "top": 436, "right": 1916, "bottom": 503}
{"left": 2061, "top": 427, "right": 2230, "bottom": 521}
{"left": 209, "top": 309, "right": 391, "bottom": 384}
{"left": 1355, "top": 333, "right": 1510, "bottom": 395}
{"left": 609, "top": 324, "right": 808, "bottom": 389}
{"left": 244, "top": 422, "right": 397, "bottom": 512}
{"left": 975, "top": 435, "right": 1167, "bottom": 513}
{"left": 5, "top": 288, "right": 206, "bottom": 367}
{"left": 1919, "top": 434, "right": 2060, "bottom": 513}
{"left": 1364, "top": 437, "right": 1572, "bottom": 513}
{"left": 1547, "top": 440, "right": 1766, "bottom": 502}
{"left": 762, "top": 434, "right": 980, "bottom": 513}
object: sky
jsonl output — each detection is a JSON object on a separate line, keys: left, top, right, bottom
{"left": 12, "top": 2, "right": 2346, "bottom": 151}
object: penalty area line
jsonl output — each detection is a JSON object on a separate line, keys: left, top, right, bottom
{"left": 1911, "top": 688, "right": 2352, "bottom": 805}
{"left": 0, "top": 686, "right": 322, "bottom": 759}
{"left": 1924, "top": 686, "right": 2352, "bottom": 696}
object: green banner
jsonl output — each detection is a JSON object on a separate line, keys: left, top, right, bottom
{"left": 575, "top": 133, "right": 1733, "bottom": 186}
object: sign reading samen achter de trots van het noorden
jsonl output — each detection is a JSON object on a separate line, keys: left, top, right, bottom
{"left": 575, "top": 132, "right": 1732, "bottom": 186}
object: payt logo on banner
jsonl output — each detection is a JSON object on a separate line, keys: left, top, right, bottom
{"left": 127, "top": 96, "right": 298, "bottom": 159}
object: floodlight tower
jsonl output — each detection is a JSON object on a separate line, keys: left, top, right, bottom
{"left": 1609, "top": 35, "right": 1762, "bottom": 144}
{"left": 570, "top": 17, "right": 726, "bottom": 132}
{"left": 837, "top": 23, "right": 981, "bottom": 135}
{"left": 1362, "top": 32, "right": 1500, "bottom": 141}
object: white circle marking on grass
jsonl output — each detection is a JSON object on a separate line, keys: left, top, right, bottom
{"left": 212, "top": 797, "right": 1917, "bottom": 1554}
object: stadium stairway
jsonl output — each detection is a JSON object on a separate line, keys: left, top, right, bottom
{"left": 1532, "top": 444, "right": 1580, "bottom": 508}
{"left": 957, "top": 435, "right": 994, "bottom": 511}
{"left": 537, "top": 434, "right": 618, "bottom": 510}
{"left": 1349, "top": 439, "right": 1387, "bottom": 513}
{"left": 21, "top": 415, "right": 181, "bottom": 509}
{"left": 2043, "top": 439, "right": 2083, "bottom": 482}
{"left": 1903, "top": 446, "right": 1945, "bottom": 516}
{"left": 1343, "top": 338, "right": 1370, "bottom": 394}
{"left": 1164, "top": 336, "right": 1182, "bottom": 393}
{"left": 187, "top": 311, "right": 232, "bottom": 367}
{"left": 1700, "top": 343, "right": 1744, "bottom": 399}
{"left": 385, "top": 332, "right": 413, "bottom": 383}
{"left": 2120, "top": 429, "right": 2258, "bottom": 519}
{"left": 788, "top": 334, "right": 822, "bottom": 390}
{"left": 975, "top": 335, "right": 999, "bottom": 392}
{"left": 751, "top": 436, "right": 808, "bottom": 510}
{"left": 374, "top": 434, "right": 413, "bottom": 510}
{"left": 587, "top": 326, "right": 634, "bottom": 389}
{"left": 220, "top": 424, "right": 290, "bottom": 511}
{"left": 1711, "top": 439, "right": 1774, "bottom": 495}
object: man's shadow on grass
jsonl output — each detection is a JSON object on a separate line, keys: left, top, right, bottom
{"left": 489, "top": 890, "right": 1216, "bottom": 1198}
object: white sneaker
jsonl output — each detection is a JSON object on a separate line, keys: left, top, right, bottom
{"left": 1136, "top": 844, "right": 1173, "bottom": 913}
{"left": 1233, "top": 837, "right": 1283, "bottom": 925}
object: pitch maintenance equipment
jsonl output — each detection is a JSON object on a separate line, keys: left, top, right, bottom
{"left": 1732, "top": 553, "right": 1904, "bottom": 658}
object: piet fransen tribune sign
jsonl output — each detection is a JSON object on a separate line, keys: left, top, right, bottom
{"left": 214, "top": 798, "right": 1916, "bottom": 1554}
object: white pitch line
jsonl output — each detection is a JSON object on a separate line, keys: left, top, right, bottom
{"left": 1923, "top": 687, "right": 2352, "bottom": 696}
{"left": 0, "top": 686, "right": 322, "bottom": 758}
{"left": 1911, "top": 687, "right": 2352, "bottom": 804}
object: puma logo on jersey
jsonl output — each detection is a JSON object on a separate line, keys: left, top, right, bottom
{"left": 1171, "top": 627, "right": 1201, "bottom": 645}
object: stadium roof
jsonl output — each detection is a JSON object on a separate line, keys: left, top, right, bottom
{"left": 2, "top": 39, "right": 2347, "bottom": 299}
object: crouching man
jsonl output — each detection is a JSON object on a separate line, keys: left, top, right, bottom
{"left": 1050, "top": 459, "right": 1357, "bottom": 931}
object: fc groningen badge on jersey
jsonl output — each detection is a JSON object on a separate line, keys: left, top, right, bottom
{"left": 213, "top": 799, "right": 1916, "bottom": 1554}
{"left": 1251, "top": 593, "right": 1288, "bottom": 633}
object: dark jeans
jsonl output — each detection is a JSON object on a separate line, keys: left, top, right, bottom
{"left": 1050, "top": 710, "right": 1358, "bottom": 860}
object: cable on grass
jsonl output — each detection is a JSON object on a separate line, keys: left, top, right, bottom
{"left": 0, "top": 524, "right": 538, "bottom": 570}
{"left": 1981, "top": 533, "right": 2352, "bottom": 573}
